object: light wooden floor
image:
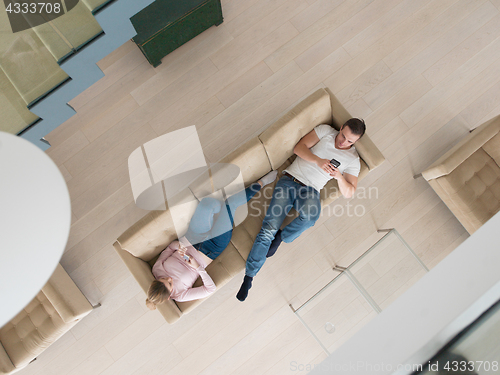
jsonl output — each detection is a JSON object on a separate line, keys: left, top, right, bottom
{"left": 22, "top": 0, "right": 500, "bottom": 373}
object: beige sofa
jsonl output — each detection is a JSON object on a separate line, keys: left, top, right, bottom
{"left": 113, "top": 88, "right": 385, "bottom": 324}
{"left": 0, "top": 264, "right": 94, "bottom": 374}
{"left": 422, "top": 114, "right": 500, "bottom": 234}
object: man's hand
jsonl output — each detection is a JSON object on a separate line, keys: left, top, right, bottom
{"left": 338, "top": 173, "right": 358, "bottom": 199}
{"left": 316, "top": 158, "right": 337, "bottom": 176}
{"left": 329, "top": 166, "right": 343, "bottom": 180}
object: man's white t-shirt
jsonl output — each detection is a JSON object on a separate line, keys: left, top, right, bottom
{"left": 283, "top": 124, "right": 361, "bottom": 192}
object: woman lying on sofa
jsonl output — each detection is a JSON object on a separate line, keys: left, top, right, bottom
{"left": 145, "top": 170, "right": 278, "bottom": 309}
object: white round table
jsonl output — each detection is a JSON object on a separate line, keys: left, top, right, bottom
{"left": 0, "top": 132, "right": 71, "bottom": 328}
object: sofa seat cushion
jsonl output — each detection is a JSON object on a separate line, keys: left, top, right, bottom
{"left": 0, "top": 291, "right": 68, "bottom": 368}
{"left": 230, "top": 188, "right": 272, "bottom": 261}
{"left": 175, "top": 242, "right": 245, "bottom": 314}
{"left": 434, "top": 148, "right": 500, "bottom": 232}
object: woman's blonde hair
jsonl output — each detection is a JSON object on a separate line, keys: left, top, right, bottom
{"left": 145, "top": 279, "right": 171, "bottom": 310}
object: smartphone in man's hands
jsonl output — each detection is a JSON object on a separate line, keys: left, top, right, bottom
{"left": 330, "top": 158, "right": 341, "bottom": 168}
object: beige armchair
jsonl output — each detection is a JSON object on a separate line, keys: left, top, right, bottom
{"left": 0, "top": 264, "right": 94, "bottom": 374}
{"left": 113, "top": 88, "right": 385, "bottom": 323}
{"left": 422, "top": 114, "right": 500, "bottom": 234}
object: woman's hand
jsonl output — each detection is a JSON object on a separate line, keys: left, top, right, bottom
{"left": 185, "top": 256, "right": 200, "bottom": 269}
{"left": 177, "top": 242, "right": 187, "bottom": 257}
{"left": 316, "top": 158, "right": 336, "bottom": 176}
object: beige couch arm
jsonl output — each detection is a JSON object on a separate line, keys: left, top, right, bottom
{"left": 0, "top": 342, "right": 15, "bottom": 375}
{"left": 113, "top": 242, "right": 182, "bottom": 324}
{"left": 325, "top": 87, "right": 385, "bottom": 170}
{"left": 41, "top": 264, "right": 93, "bottom": 324}
{"left": 355, "top": 134, "right": 386, "bottom": 171}
{"left": 422, "top": 116, "right": 500, "bottom": 180}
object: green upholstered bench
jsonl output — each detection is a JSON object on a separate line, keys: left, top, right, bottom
{"left": 130, "top": 0, "right": 223, "bottom": 67}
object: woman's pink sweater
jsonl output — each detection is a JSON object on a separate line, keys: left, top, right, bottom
{"left": 151, "top": 238, "right": 216, "bottom": 302}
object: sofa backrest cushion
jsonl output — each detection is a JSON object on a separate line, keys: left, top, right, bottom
{"left": 116, "top": 199, "right": 187, "bottom": 261}
{"left": 258, "top": 89, "right": 332, "bottom": 170}
{"left": 219, "top": 137, "right": 273, "bottom": 186}
{"left": 0, "top": 291, "right": 68, "bottom": 368}
{"left": 423, "top": 115, "right": 500, "bottom": 181}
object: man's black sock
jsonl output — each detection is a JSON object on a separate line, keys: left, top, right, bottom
{"left": 236, "top": 275, "right": 253, "bottom": 301}
{"left": 266, "top": 229, "right": 282, "bottom": 258}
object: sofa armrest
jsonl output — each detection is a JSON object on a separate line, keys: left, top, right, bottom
{"left": 325, "top": 87, "right": 385, "bottom": 171}
{"left": 113, "top": 241, "right": 182, "bottom": 324}
{"left": 355, "top": 134, "right": 386, "bottom": 171}
{"left": 422, "top": 115, "right": 500, "bottom": 180}
{"left": 0, "top": 342, "right": 15, "bottom": 375}
{"left": 41, "top": 264, "right": 93, "bottom": 324}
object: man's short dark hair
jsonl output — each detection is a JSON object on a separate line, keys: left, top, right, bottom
{"left": 342, "top": 118, "right": 366, "bottom": 137}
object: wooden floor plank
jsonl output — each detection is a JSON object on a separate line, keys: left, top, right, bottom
{"left": 290, "top": 0, "right": 345, "bottom": 33}
{"left": 215, "top": 61, "right": 274, "bottom": 107}
{"left": 342, "top": 0, "right": 433, "bottom": 58}
{"left": 335, "top": 60, "right": 393, "bottom": 108}
{"left": 366, "top": 0, "right": 493, "bottom": 111}
{"left": 460, "top": 79, "right": 500, "bottom": 127}
{"left": 96, "top": 40, "right": 138, "bottom": 72}
{"left": 323, "top": 0, "right": 460, "bottom": 94}
{"left": 422, "top": 13, "right": 500, "bottom": 86}
{"left": 210, "top": 0, "right": 307, "bottom": 70}
{"left": 69, "top": 47, "right": 148, "bottom": 112}
{"left": 131, "top": 58, "right": 219, "bottom": 107}
{"left": 223, "top": 0, "right": 290, "bottom": 38}
{"left": 383, "top": 0, "right": 484, "bottom": 72}
{"left": 264, "top": 0, "right": 373, "bottom": 72}
{"left": 81, "top": 94, "right": 141, "bottom": 143}
{"left": 46, "top": 130, "right": 89, "bottom": 166}
{"left": 293, "top": 0, "right": 404, "bottom": 73}
{"left": 400, "top": 9, "right": 500, "bottom": 127}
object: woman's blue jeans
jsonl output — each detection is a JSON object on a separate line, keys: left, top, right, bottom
{"left": 245, "top": 175, "right": 321, "bottom": 277}
{"left": 184, "top": 183, "right": 261, "bottom": 260}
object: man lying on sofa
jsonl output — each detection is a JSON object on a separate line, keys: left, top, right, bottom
{"left": 236, "top": 119, "right": 366, "bottom": 301}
